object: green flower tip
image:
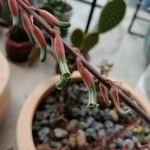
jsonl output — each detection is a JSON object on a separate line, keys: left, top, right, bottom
{"left": 56, "top": 73, "right": 70, "bottom": 90}
{"left": 87, "top": 102, "right": 99, "bottom": 109}
{"left": 58, "top": 21, "right": 71, "bottom": 28}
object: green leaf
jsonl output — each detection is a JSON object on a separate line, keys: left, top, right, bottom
{"left": 81, "top": 32, "right": 99, "bottom": 53}
{"left": 71, "top": 28, "right": 84, "bottom": 48}
{"left": 98, "top": 0, "right": 126, "bottom": 33}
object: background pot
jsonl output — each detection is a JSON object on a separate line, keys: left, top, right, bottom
{"left": 17, "top": 71, "right": 150, "bottom": 150}
{"left": 5, "top": 28, "right": 34, "bottom": 62}
{"left": 0, "top": 53, "right": 10, "bottom": 125}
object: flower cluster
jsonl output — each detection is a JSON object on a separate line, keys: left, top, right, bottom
{"left": 3, "top": 0, "right": 132, "bottom": 113}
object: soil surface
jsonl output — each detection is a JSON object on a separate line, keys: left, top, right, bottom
{"left": 32, "top": 82, "right": 150, "bottom": 150}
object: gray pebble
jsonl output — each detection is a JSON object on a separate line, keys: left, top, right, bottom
{"left": 123, "top": 130, "right": 133, "bottom": 139}
{"left": 54, "top": 128, "right": 68, "bottom": 138}
{"left": 105, "top": 120, "right": 114, "bottom": 128}
{"left": 92, "top": 122, "right": 103, "bottom": 130}
{"left": 114, "top": 124, "right": 124, "bottom": 132}
{"left": 87, "top": 116, "right": 95, "bottom": 127}
{"left": 86, "top": 128, "right": 96, "bottom": 138}
{"left": 71, "top": 107, "right": 80, "bottom": 117}
{"left": 38, "top": 127, "right": 50, "bottom": 141}
{"left": 67, "top": 119, "right": 79, "bottom": 132}
{"left": 123, "top": 139, "right": 135, "bottom": 150}
{"left": 107, "top": 128, "right": 115, "bottom": 135}
{"left": 80, "top": 121, "right": 88, "bottom": 129}
{"left": 98, "top": 129, "right": 106, "bottom": 138}
{"left": 114, "top": 138, "right": 124, "bottom": 149}
{"left": 32, "top": 121, "right": 41, "bottom": 131}
{"left": 144, "top": 127, "right": 150, "bottom": 134}
{"left": 80, "top": 107, "right": 88, "bottom": 117}
{"left": 51, "top": 141, "right": 62, "bottom": 148}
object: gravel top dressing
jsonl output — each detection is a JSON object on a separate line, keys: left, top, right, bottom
{"left": 32, "top": 82, "right": 150, "bottom": 150}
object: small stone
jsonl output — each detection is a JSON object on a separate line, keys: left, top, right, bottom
{"left": 80, "top": 107, "right": 88, "bottom": 117}
{"left": 107, "top": 128, "right": 115, "bottom": 135}
{"left": 92, "top": 122, "right": 103, "bottom": 131}
{"left": 114, "top": 138, "right": 124, "bottom": 149}
{"left": 77, "top": 130, "right": 87, "bottom": 146}
{"left": 67, "top": 119, "right": 79, "bottom": 132}
{"left": 123, "top": 130, "right": 133, "bottom": 139}
{"left": 54, "top": 128, "right": 68, "bottom": 138}
{"left": 86, "top": 128, "right": 96, "bottom": 138}
{"left": 114, "top": 124, "right": 124, "bottom": 132}
{"left": 98, "top": 129, "right": 106, "bottom": 138}
{"left": 51, "top": 141, "right": 62, "bottom": 148}
{"left": 104, "top": 120, "right": 114, "bottom": 128}
{"left": 69, "top": 133, "right": 77, "bottom": 148}
{"left": 37, "top": 144, "right": 52, "bottom": 150}
{"left": 38, "top": 127, "right": 50, "bottom": 141}
{"left": 123, "top": 139, "right": 135, "bottom": 150}
{"left": 36, "top": 111, "right": 45, "bottom": 120}
{"left": 80, "top": 121, "right": 88, "bottom": 129}
{"left": 71, "top": 107, "right": 80, "bottom": 117}
{"left": 61, "top": 138, "right": 68, "bottom": 145}
{"left": 109, "top": 110, "right": 118, "bottom": 122}
{"left": 145, "top": 135, "right": 150, "bottom": 142}
{"left": 87, "top": 117, "right": 95, "bottom": 127}
{"left": 32, "top": 121, "right": 41, "bottom": 131}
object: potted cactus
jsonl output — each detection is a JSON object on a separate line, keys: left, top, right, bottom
{"left": 1, "top": 0, "right": 150, "bottom": 149}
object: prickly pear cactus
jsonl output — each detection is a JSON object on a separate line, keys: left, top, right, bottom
{"left": 81, "top": 32, "right": 99, "bottom": 53}
{"left": 71, "top": 28, "right": 84, "bottom": 48}
{"left": 98, "top": 0, "right": 126, "bottom": 33}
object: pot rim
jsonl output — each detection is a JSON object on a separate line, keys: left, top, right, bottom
{"left": 17, "top": 71, "right": 150, "bottom": 150}
{"left": 0, "top": 53, "right": 10, "bottom": 97}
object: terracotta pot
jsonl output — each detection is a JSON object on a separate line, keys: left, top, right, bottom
{"left": 0, "top": 53, "right": 10, "bottom": 125}
{"left": 17, "top": 71, "right": 150, "bottom": 150}
{"left": 5, "top": 29, "right": 34, "bottom": 62}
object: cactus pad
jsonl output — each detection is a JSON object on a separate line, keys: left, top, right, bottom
{"left": 98, "top": 0, "right": 126, "bottom": 33}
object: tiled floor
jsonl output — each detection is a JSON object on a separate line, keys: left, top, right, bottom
{"left": 0, "top": 1, "right": 149, "bottom": 149}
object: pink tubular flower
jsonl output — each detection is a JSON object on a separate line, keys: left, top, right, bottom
{"left": 8, "top": 0, "right": 18, "bottom": 16}
{"left": 110, "top": 86, "right": 131, "bottom": 115}
{"left": 52, "top": 34, "right": 70, "bottom": 89}
{"left": 39, "top": 9, "right": 70, "bottom": 28}
{"left": 77, "top": 58, "right": 98, "bottom": 108}
{"left": 77, "top": 58, "right": 94, "bottom": 87}
{"left": 32, "top": 25, "right": 47, "bottom": 62}
{"left": 53, "top": 35, "right": 65, "bottom": 61}
{"left": 99, "top": 83, "right": 111, "bottom": 106}
{"left": 39, "top": 9, "right": 59, "bottom": 26}
{"left": 33, "top": 25, "right": 46, "bottom": 48}
{"left": 21, "top": 13, "right": 33, "bottom": 35}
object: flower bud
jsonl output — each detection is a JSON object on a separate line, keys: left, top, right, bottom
{"left": 8, "top": 0, "right": 18, "bottom": 16}
{"left": 110, "top": 86, "right": 132, "bottom": 115}
{"left": 21, "top": 13, "right": 33, "bottom": 34}
{"left": 32, "top": 25, "right": 47, "bottom": 62}
{"left": 39, "top": 9, "right": 70, "bottom": 28}
{"left": 99, "top": 83, "right": 111, "bottom": 106}
{"left": 77, "top": 58, "right": 98, "bottom": 108}
{"left": 53, "top": 35, "right": 65, "bottom": 61}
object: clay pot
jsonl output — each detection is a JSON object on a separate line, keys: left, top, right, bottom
{"left": 17, "top": 71, "right": 150, "bottom": 150}
{"left": 0, "top": 53, "right": 10, "bottom": 125}
{"left": 5, "top": 28, "right": 34, "bottom": 62}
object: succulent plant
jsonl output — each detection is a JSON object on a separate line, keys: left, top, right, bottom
{"left": 98, "top": 0, "right": 126, "bottom": 33}
{"left": 71, "top": 29, "right": 99, "bottom": 54}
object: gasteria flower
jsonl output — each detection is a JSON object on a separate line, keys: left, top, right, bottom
{"left": 21, "top": 13, "right": 34, "bottom": 43}
{"left": 99, "top": 83, "right": 111, "bottom": 106}
{"left": 8, "top": 0, "right": 18, "bottom": 16}
{"left": 77, "top": 58, "right": 98, "bottom": 108}
{"left": 32, "top": 25, "right": 47, "bottom": 62}
{"left": 38, "top": 9, "right": 71, "bottom": 28}
{"left": 53, "top": 34, "right": 70, "bottom": 89}
{"left": 110, "top": 86, "right": 132, "bottom": 115}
